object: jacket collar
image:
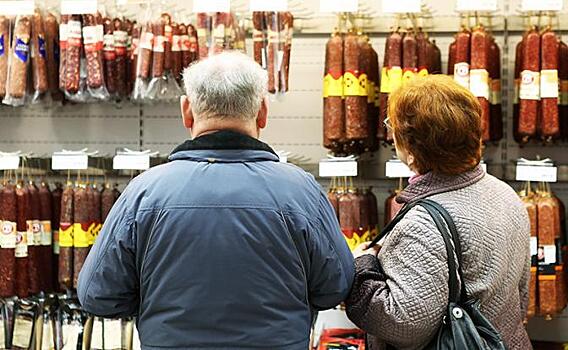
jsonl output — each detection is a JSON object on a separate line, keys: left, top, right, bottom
{"left": 397, "top": 165, "right": 485, "bottom": 204}
{"left": 168, "top": 130, "right": 279, "bottom": 163}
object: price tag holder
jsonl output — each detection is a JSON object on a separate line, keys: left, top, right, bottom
{"left": 382, "top": 0, "right": 421, "bottom": 13}
{"left": 51, "top": 154, "right": 88, "bottom": 170}
{"left": 319, "top": 160, "right": 358, "bottom": 177}
{"left": 385, "top": 160, "right": 415, "bottom": 178}
{"left": 193, "top": 0, "right": 231, "bottom": 12}
{"left": 320, "top": 0, "right": 358, "bottom": 13}
{"left": 0, "top": 1, "right": 34, "bottom": 15}
{"left": 516, "top": 164, "right": 557, "bottom": 183}
{"left": 0, "top": 155, "right": 20, "bottom": 170}
{"left": 521, "top": 0, "right": 562, "bottom": 11}
{"left": 250, "top": 0, "right": 287, "bottom": 11}
{"left": 456, "top": 0, "right": 498, "bottom": 12}
{"left": 61, "top": 0, "right": 98, "bottom": 14}
{"left": 113, "top": 154, "right": 150, "bottom": 170}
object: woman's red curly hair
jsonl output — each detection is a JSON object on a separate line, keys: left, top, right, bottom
{"left": 388, "top": 75, "right": 483, "bottom": 176}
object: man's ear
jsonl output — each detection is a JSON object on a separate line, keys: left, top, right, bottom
{"left": 180, "top": 95, "right": 194, "bottom": 130}
{"left": 256, "top": 97, "right": 268, "bottom": 130}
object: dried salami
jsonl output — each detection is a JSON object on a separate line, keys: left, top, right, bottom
{"left": 58, "top": 185, "right": 73, "bottom": 291}
{"left": 0, "top": 183, "right": 17, "bottom": 297}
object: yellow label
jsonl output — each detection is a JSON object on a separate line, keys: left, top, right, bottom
{"left": 88, "top": 222, "right": 96, "bottom": 245}
{"left": 388, "top": 67, "right": 403, "bottom": 93}
{"left": 358, "top": 73, "right": 369, "bottom": 96}
{"left": 418, "top": 68, "right": 428, "bottom": 78}
{"left": 93, "top": 223, "right": 102, "bottom": 242}
{"left": 380, "top": 67, "right": 390, "bottom": 93}
{"left": 323, "top": 73, "right": 343, "bottom": 98}
{"left": 73, "top": 223, "right": 90, "bottom": 248}
{"left": 367, "top": 81, "right": 375, "bottom": 103}
{"left": 59, "top": 224, "right": 73, "bottom": 248}
{"left": 343, "top": 71, "right": 360, "bottom": 96}
{"left": 402, "top": 70, "right": 417, "bottom": 86}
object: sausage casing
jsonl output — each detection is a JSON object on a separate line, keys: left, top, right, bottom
{"left": 540, "top": 30, "right": 560, "bottom": 139}
{"left": 519, "top": 29, "right": 541, "bottom": 140}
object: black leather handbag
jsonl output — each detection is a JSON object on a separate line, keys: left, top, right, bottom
{"left": 371, "top": 199, "right": 507, "bottom": 350}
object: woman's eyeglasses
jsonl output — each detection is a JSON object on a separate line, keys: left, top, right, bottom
{"left": 383, "top": 117, "right": 393, "bottom": 131}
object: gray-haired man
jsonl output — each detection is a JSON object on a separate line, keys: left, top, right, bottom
{"left": 77, "top": 52, "right": 354, "bottom": 350}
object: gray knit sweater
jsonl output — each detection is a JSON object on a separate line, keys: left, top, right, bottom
{"left": 345, "top": 166, "right": 532, "bottom": 350}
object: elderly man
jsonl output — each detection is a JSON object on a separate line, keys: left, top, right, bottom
{"left": 77, "top": 52, "right": 354, "bottom": 349}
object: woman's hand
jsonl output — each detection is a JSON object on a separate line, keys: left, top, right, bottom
{"left": 352, "top": 242, "right": 381, "bottom": 259}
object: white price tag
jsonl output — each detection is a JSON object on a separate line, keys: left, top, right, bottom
{"left": 456, "top": 0, "right": 497, "bottom": 12}
{"left": 0, "top": 1, "right": 34, "bottom": 15}
{"left": 51, "top": 154, "right": 88, "bottom": 170}
{"left": 521, "top": 0, "right": 562, "bottom": 11}
{"left": 516, "top": 165, "right": 557, "bottom": 183}
{"left": 113, "top": 154, "right": 150, "bottom": 170}
{"left": 382, "top": 0, "right": 421, "bottom": 13}
{"left": 250, "top": 0, "right": 287, "bottom": 11}
{"left": 0, "top": 155, "right": 20, "bottom": 170}
{"left": 319, "top": 160, "right": 358, "bottom": 177}
{"left": 530, "top": 236, "right": 537, "bottom": 256}
{"left": 385, "top": 160, "right": 415, "bottom": 178}
{"left": 320, "top": 0, "right": 358, "bottom": 13}
{"left": 481, "top": 163, "right": 488, "bottom": 173}
{"left": 543, "top": 245, "right": 557, "bottom": 264}
{"left": 278, "top": 155, "right": 288, "bottom": 163}
{"left": 193, "top": 0, "right": 230, "bottom": 12}
{"left": 61, "top": 0, "right": 98, "bottom": 14}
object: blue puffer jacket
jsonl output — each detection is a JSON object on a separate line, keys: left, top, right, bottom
{"left": 78, "top": 130, "right": 355, "bottom": 350}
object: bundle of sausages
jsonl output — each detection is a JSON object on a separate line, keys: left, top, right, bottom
{"left": 0, "top": 180, "right": 54, "bottom": 299}
{"left": 0, "top": 174, "right": 123, "bottom": 299}
{"left": 133, "top": 13, "right": 199, "bottom": 101}
{"left": 519, "top": 184, "right": 567, "bottom": 320}
{"left": 252, "top": 12, "right": 293, "bottom": 94}
{"left": 448, "top": 25, "right": 502, "bottom": 143}
{"left": 327, "top": 184, "right": 378, "bottom": 251}
{"left": 378, "top": 28, "right": 442, "bottom": 144}
{"left": 323, "top": 30, "right": 381, "bottom": 156}
{"left": 514, "top": 27, "right": 566, "bottom": 144}
{"left": 59, "top": 182, "right": 119, "bottom": 291}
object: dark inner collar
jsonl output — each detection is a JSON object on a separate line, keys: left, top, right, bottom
{"left": 170, "top": 130, "right": 277, "bottom": 157}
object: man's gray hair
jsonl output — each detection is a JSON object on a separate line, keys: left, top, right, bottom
{"left": 182, "top": 52, "right": 269, "bottom": 120}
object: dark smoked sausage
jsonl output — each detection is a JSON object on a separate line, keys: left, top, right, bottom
{"left": 58, "top": 185, "right": 73, "bottom": 290}
{"left": 0, "top": 183, "right": 17, "bottom": 297}
{"left": 38, "top": 182, "right": 53, "bottom": 292}
{"left": 15, "top": 184, "right": 30, "bottom": 298}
